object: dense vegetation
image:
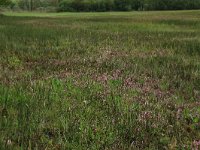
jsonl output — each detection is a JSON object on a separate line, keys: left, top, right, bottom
{"left": 0, "top": 11, "right": 200, "bottom": 149}
{"left": 57, "top": 0, "right": 200, "bottom": 12}
{"left": 1, "top": 0, "right": 200, "bottom": 12}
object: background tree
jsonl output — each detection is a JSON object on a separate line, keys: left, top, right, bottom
{"left": 0, "top": 0, "right": 12, "bottom": 6}
{"left": 1, "top": 0, "right": 200, "bottom": 12}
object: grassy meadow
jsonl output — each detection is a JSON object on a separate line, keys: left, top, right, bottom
{"left": 0, "top": 10, "right": 200, "bottom": 149}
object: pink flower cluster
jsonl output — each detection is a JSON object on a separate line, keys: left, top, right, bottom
{"left": 96, "top": 69, "right": 122, "bottom": 84}
{"left": 139, "top": 111, "right": 152, "bottom": 123}
{"left": 97, "top": 73, "right": 109, "bottom": 84}
{"left": 193, "top": 140, "right": 200, "bottom": 150}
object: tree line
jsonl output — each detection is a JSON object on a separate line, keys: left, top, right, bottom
{"left": 1, "top": 0, "right": 200, "bottom": 11}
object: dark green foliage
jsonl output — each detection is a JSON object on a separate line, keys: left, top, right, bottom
{"left": 145, "top": 0, "right": 200, "bottom": 10}
{"left": 0, "top": 0, "right": 12, "bottom": 6}
{"left": 2, "top": 0, "right": 200, "bottom": 12}
{"left": 57, "top": 0, "right": 200, "bottom": 12}
{"left": 58, "top": 0, "right": 115, "bottom": 12}
{"left": 58, "top": 0, "right": 75, "bottom": 11}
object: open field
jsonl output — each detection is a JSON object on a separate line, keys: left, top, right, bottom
{"left": 0, "top": 10, "right": 200, "bottom": 149}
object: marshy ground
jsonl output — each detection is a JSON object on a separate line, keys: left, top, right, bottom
{"left": 0, "top": 10, "right": 200, "bottom": 149}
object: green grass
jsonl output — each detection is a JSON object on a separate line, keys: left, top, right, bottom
{"left": 0, "top": 10, "right": 200, "bottom": 149}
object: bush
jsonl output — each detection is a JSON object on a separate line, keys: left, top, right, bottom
{"left": 13, "top": 0, "right": 200, "bottom": 12}
{"left": 11, "top": 5, "right": 22, "bottom": 12}
{"left": 0, "top": 6, "right": 11, "bottom": 12}
{"left": 57, "top": 0, "right": 115, "bottom": 12}
{"left": 114, "top": 0, "right": 132, "bottom": 11}
{"left": 36, "top": 7, "right": 46, "bottom": 12}
{"left": 45, "top": 6, "right": 57, "bottom": 12}
{"left": 0, "top": 0, "right": 12, "bottom": 6}
{"left": 58, "top": 0, "right": 74, "bottom": 12}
